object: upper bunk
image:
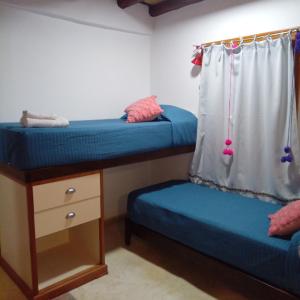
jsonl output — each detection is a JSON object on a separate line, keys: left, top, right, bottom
{"left": 0, "top": 105, "right": 197, "bottom": 182}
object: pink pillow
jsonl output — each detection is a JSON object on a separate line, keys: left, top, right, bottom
{"left": 268, "top": 200, "right": 300, "bottom": 236}
{"left": 125, "top": 96, "right": 163, "bottom": 123}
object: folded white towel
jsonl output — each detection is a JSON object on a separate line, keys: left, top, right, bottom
{"left": 22, "top": 110, "right": 57, "bottom": 120}
{"left": 21, "top": 116, "right": 69, "bottom": 128}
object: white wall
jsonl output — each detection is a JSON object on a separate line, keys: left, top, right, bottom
{"left": 0, "top": 1, "right": 153, "bottom": 122}
{"left": 0, "top": 1, "right": 192, "bottom": 219}
{"left": 0, "top": 1, "right": 154, "bottom": 219}
{"left": 149, "top": 153, "right": 193, "bottom": 184}
{"left": 151, "top": 0, "right": 300, "bottom": 116}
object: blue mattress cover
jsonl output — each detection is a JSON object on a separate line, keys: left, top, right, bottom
{"left": 0, "top": 105, "right": 197, "bottom": 170}
{"left": 127, "top": 181, "right": 300, "bottom": 295}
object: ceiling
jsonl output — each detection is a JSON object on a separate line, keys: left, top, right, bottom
{"left": 143, "top": 0, "right": 163, "bottom": 4}
{"left": 117, "top": 0, "right": 204, "bottom": 17}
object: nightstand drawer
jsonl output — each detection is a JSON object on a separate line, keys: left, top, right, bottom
{"left": 35, "top": 197, "right": 100, "bottom": 238}
{"left": 33, "top": 173, "right": 100, "bottom": 212}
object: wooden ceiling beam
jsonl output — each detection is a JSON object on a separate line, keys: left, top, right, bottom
{"left": 149, "top": 0, "right": 204, "bottom": 17}
{"left": 117, "top": 0, "right": 143, "bottom": 9}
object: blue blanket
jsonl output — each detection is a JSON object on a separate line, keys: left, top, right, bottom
{"left": 0, "top": 105, "right": 197, "bottom": 170}
{"left": 127, "top": 180, "right": 300, "bottom": 296}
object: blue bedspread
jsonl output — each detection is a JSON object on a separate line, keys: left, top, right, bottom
{"left": 127, "top": 181, "right": 300, "bottom": 296}
{"left": 0, "top": 105, "right": 197, "bottom": 170}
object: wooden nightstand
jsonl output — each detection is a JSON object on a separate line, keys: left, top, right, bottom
{"left": 0, "top": 171, "right": 107, "bottom": 300}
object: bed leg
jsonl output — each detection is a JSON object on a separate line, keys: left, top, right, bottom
{"left": 125, "top": 217, "right": 132, "bottom": 246}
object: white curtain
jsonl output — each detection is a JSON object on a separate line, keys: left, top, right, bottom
{"left": 190, "top": 34, "right": 300, "bottom": 203}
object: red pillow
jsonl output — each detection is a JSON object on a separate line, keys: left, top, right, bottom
{"left": 268, "top": 200, "right": 300, "bottom": 236}
{"left": 125, "top": 96, "right": 163, "bottom": 123}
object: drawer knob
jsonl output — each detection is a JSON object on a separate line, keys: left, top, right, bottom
{"left": 65, "top": 187, "right": 76, "bottom": 194}
{"left": 66, "top": 212, "right": 76, "bottom": 219}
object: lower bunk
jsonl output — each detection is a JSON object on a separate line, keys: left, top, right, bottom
{"left": 125, "top": 180, "right": 300, "bottom": 298}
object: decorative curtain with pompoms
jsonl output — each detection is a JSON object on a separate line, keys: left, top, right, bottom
{"left": 190, "top": 34, "right": 300, "bottom": 203}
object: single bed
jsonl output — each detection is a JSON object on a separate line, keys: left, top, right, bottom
{"left": 126, "top": 180, "right": 300, "bottom": 297}
{"left": 0, "top": 105, "right": 197, "bottom": 172}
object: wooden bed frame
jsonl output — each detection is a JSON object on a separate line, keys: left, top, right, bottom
{"left": 125, "top": 217, "right": 300, "bottom": 300}
{"left": 0, "top": 145, "right": 195, "bottom": 183}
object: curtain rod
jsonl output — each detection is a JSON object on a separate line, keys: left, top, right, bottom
{"left": 196, "top": 26, "right": 300, "bottom": 49}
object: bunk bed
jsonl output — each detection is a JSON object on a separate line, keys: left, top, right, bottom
{"left": 0, "top": 105, "right": 197, "bottom": 300}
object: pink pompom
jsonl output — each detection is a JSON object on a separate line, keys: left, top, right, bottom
{"left": 225, "top": 139, "right": 232, "bottom": 146}
{"left": 232, "top": 41, "right": 239, "bottom": 49}
{"left": 227, "top": 149, "right": 234, "bottom": 156}
{"left": 223, "top": 148, "right": 234, "bottom": 156}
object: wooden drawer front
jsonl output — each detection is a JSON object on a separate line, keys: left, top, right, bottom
{"left": 33, "top": 173, "right": 100, "bottom": 212}
{"left": 35, "top": 197, "right": 100, "bottom": 238}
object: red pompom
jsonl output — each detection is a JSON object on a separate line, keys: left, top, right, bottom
{"left": 192, "top": 53, "right": 203, "bottom": 66}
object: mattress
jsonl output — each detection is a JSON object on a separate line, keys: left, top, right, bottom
{"left": 127, "top": 181, "right": 300, "bottom": 295}
{"left": 0, "top": 105, "right": 197, "bottom": 170}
